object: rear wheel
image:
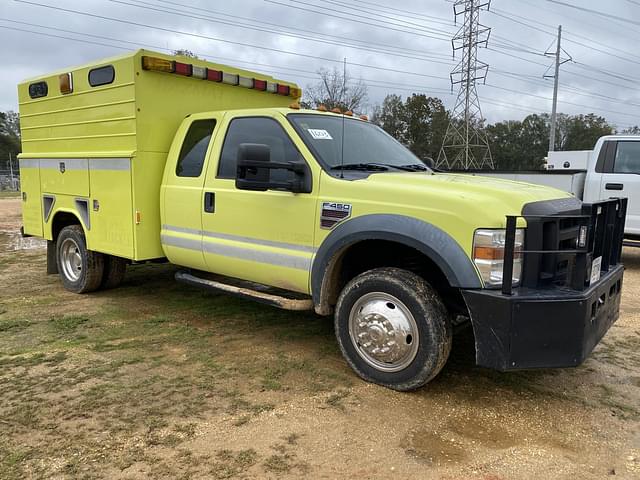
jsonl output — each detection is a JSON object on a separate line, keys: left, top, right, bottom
{"left": 56, "top": 225, "right": 104, "bottom": 294}
{"left": 101, "top": 255, "right": 127, "bottom": 289}
{"left": 334, "top": 267, "right": 452, "bottom": 391}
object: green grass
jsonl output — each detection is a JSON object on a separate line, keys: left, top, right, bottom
{"left": 0, "top": 191, "right": 20, "bottom": 199}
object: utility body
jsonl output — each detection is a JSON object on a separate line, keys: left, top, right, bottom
{"left": 17, "top": 51, "right": 627, "bottom": 390}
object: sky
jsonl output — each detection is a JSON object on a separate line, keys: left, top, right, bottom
{"left": 1, "top": 0, "right": 639, "bottom": 130}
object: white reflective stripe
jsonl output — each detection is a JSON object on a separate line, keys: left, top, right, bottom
{"left": 28, "top": 158, "right": 131, "bottom": 171}
{"left": 19, "top": 159, "right": 39, "bottom": 168}
{"left": 161, "top": 224, "right": 316, "bottom": 253}
{"left": 89, "top": 158, "right": 130, "bottom": 171}
{"left": 39, "top": 158, "right": 88, "bottom": 170}
{"left": 162, "top": 231, "right": 311, "bottom": 271}
{"left": 161, "top": 233, "right": 201, "bottom": 252}
{"left": 202, "top": 240, "right": 311, "bottom": 271}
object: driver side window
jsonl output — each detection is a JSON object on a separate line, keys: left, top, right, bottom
{"left": 218, "top": 117, "right": 302, "bottom": 182}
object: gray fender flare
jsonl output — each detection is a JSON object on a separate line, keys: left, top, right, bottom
{"left": 311, "top": 214, "right": 482, "bottom": 312}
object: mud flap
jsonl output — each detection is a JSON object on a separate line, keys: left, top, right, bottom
{"left": 47, "top": 240, "right": 58, "bottom": 274}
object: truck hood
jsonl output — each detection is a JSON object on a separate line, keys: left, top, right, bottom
{"left": 363, "top": 171, "right": 573, "bottom": 215}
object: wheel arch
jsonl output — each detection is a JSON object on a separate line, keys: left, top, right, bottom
{"left": 49, "top": 209, "right": 85, "bottom": 242}
{"left": 311, "top": 214, "right": 481, "bottom": 315}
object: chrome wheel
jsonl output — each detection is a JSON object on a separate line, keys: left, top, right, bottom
{"left": 59, "top": 237, "right": 83, "bottom": 282}
{"left": 348, "top": 292, "right": 419, "bottom": 372}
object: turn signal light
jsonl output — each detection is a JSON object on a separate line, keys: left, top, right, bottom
{"left": 142, "top": 56, "right": 174, "bottom": 73}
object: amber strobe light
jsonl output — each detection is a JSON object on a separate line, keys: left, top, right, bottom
{"left": 59, "top": 73, "right": 73, "bottom": 94}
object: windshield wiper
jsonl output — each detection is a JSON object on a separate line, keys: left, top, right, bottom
{"left": 330, "top": 163, "right": 389, "bottom": 171}
{"left": 397, "top": 163, "right": 429, "bottom": 172}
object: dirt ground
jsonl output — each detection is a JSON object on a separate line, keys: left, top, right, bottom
{"left": 0, "top": 195, "right": 639, "bottom": 479}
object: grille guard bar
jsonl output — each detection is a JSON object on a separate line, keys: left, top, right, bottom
{"left": 501, "top": 198, "right": 627, "bottom": 296}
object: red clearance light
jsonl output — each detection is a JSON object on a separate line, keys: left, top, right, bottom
{"left": 207, "top": 69, "right": 222, "bottom": 82}
{"left": 174, "top": 62, "right": 192, "bottom": 76}
{"left": 331, "top": 107, "right": 342, "bottom": 114}
{"left": 254, "top": 79, "right": 267, "bottom": 91}
{"left": 141, "top": 56, "right": 174, "bottom": 73}
{"left": 277, "top": 84, "right": 290, "bottom": 96}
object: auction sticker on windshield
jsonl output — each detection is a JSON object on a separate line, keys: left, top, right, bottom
{"left": 308, "top": 129, "right": 333, "bottom": 140}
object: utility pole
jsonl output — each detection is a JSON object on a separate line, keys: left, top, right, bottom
{"left": 437, "top": 0, "right": 493, "bottom": 170}
{"left": 545, "top": 25, "right": 571, "bottom": 152}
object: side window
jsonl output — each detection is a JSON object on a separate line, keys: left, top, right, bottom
{"left": 613, "top": 142, "right": 640, "bottom": 174}
{"left": 176, "top": 119, "right": 216, "bottom": 177}
{"left": 218, "top": 117, "right": 302, "bottom": 180}
{"left": 88, "top": 65, "right": 115, "bottom": 87}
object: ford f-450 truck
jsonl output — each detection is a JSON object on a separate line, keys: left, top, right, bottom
{"left": 17, "top": 50, "right": 627, "bottom": 391}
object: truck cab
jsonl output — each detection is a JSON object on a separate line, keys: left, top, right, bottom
{"left": 18, "top": 50, "right": 628, "bottom": 391}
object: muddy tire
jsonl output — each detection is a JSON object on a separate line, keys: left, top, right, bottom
{"left": 101, "top": 255, "right": 127, "bottom": 289}
{"left": 334, "top": 267, "right": 452, "bottom": 391}
{"left": 56, "top": 225, "right": 104, "bottom": 294}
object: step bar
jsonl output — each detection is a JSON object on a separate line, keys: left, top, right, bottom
{"left": 175, "top": 271, "right": 314, "bottom": 311}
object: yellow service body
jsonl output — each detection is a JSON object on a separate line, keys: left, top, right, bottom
{"left": 17, "top": 49, "right": 300, "bottom": 261}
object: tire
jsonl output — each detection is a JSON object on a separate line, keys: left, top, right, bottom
{"left": 56, "top": 225, "right": 104, "bottom": 294}
{"left": 334, "top": 267, "right": 452, "bottom": 391}
{"left": 101, "top": 255, "right": 127, "bottom": 289}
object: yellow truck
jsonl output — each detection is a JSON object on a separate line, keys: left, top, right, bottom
{"left": 18, "top": 50, "right": 627, "bottom": 390}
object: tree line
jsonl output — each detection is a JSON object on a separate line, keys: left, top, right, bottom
{"left": 302, "top": 68, "right": 639, "bottom": 170}
{"left": 0, "top": 111, "right": 20, "bottom": 172}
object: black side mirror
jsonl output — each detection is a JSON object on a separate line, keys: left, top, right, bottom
{"left": 422, "top": 157, "right": 436, "bottom": 170}
{"left": 236, "top": 143, "right": 311, "bottom": 193}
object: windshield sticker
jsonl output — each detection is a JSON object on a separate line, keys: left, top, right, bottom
{"left": 308, "top": 129, "right": 333, "bottom": 140}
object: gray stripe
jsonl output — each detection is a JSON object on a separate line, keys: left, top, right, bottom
{"left": 162, "top": 224, "right": 316, "bottom": 253}
{"left": 19, "top": 159, "right": 39, "bottom": 168}
{"left": 162, "top": 232, "right": 311, "bottom": 271}
{"left": 161, "top": 234, "right": 202, "bottom": 252}
{"left": 26, "top": 157, "right": 131, "bottom": 171}
{"left": 39, "top": 158, "right": 88, "bottom": 170}
{"left": 89, "top": 158, "right": 131, "bottom": 171}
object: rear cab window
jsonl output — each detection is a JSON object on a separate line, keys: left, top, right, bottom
{"left": 613, "top": 141, "right": 640, "bottom": 174}
{"left": 176, "top": 119, "right": 217, "bottom": 177}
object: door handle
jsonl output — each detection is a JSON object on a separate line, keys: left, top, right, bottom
{"left": 605, "top": 183, "right": 624, "bottom": 191}
{"left": 204, "top": 192, "right": 215, "bottom": 213}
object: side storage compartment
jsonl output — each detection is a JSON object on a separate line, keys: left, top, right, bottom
{"left": 18, "top": 158, "right": 43, "bottom": 237}
{"left": 88, "top": 157, "right": 134, "bottom": 258}
{"left": 40, "top": 158, "right": 90, "bottom": 197}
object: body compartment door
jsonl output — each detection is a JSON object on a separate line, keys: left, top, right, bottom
{"left": 161, "top": 116, "right": 221, "bottom": 270}
{"left": 200, "top": 114, "right": 318, "bottom": 294}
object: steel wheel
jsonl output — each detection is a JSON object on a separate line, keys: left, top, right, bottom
{"left": 59, "top": 237, "right": 83, "bottom": 282}
{"left": 348, "top": 291, "right": 420, "bottom": 373}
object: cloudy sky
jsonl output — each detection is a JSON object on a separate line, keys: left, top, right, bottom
{"left": 1, "top": 0, "right": 639, "bottom": 130}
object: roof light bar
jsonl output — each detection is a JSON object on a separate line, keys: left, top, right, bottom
{"left": 140, "top": 56, "right": 299, "bottom": 96}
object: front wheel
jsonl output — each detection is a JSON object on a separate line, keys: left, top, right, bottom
{"left": 334, "top": 267, "right": 452, "bottom": 391}
{"left": 56, "top": 225, "right": 104, "bottom": 294}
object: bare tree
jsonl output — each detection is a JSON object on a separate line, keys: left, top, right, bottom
{"left": 304, "top": 67, "right": 367, "bottom": 112}
{"left": 173, "top": 49, "right": 199, "bottom": 59}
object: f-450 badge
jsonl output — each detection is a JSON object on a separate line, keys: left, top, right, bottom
{"left": 321, "top": 202, "right": 352, "bottom": 229}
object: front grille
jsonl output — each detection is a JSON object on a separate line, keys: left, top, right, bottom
{"left": 502, "top": 198, "right": 627, "bottom": 294}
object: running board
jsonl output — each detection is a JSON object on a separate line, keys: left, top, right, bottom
{"left": 175, "top": 271, "right": 314, "bottom": 311}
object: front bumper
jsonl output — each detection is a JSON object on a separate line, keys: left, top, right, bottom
{"left": 461, "top": 265, "right": 624, "bottom": 371}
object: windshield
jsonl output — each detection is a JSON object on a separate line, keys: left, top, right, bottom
{"left": 288, "top": 113, "right": 430, "bottom": 173}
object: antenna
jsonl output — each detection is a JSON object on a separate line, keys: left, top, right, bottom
{"left": 339, "top": 57, "right": 347, "bottom": 179}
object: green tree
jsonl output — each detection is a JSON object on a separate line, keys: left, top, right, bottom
{"left": 372, "top": 94, "right": 448, "bottom": 161}
{"left": 561, "top": 113, "right": 613, "bottom": 150}
{"left": 0, "top": 111, "right": 21, "bottom": 171}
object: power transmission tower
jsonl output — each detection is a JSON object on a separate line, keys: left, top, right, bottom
{"left": 544, "top": 25, "right": 572, "bottom": 152}
{"left": 437, "top": 0, "right": 493, "bottom": 170}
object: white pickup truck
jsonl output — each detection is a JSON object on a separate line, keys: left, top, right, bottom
{"left": 467, "top": 135, "right": 640, "bottom": 246}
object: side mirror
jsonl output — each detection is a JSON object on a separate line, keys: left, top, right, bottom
{"left": 422, "top": 157, "right": 436, "bottom": 169}
{"left": 235, "top": 143, "right": 311, "bottom": 193}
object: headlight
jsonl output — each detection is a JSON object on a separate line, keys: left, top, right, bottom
{"left": 473, "top": 229, "right": 525, "bottom": 287}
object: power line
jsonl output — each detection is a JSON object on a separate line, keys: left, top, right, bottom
{"left": 115, "top": 0, "right": 454, "bottom": 63}
{"left": 543, "top": 0, "right": 640, "bottom": 27}
{"left": 11, "top": 1, "right": 455, "bottom": 80}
